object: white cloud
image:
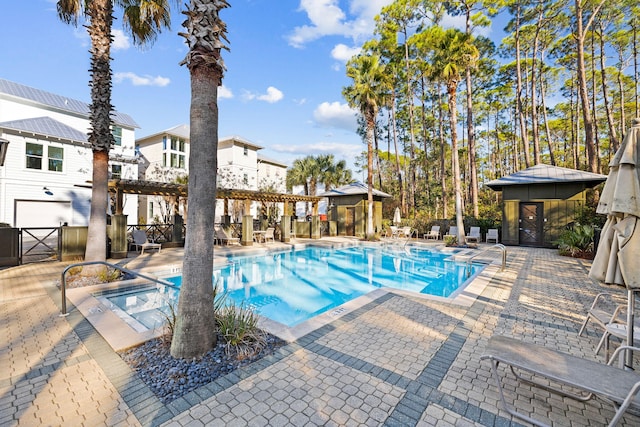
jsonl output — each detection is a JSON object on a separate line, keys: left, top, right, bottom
{"left": 258, "top": 86, "right": 284, "bottom": 103}
{"left": 112, "top": 29, "right": 130, "bottom": 51}
{"left": 313, "top": 101, "right": 358, "bottom": 131}
{"left": 243, "top": 86, "right": 284, "bottom": 103}
{"left": 287, "top": 0, "right": 394, "bottom": 48}
{"left": 218, "top": 85, "right": 233, "bottom": 99}
{"left": 331, "top": 44, "right": 361, "bottom": 62}
{"left": 113, "top": 72, "right": 170, "bottom": 87}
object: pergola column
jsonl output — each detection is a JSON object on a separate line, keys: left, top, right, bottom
{"left": 222, "top": 198, "right": 231, "bottom": 227}
{"left": 311, "top": 201, "right": 320, "bottom": 239}
{"left": 110, "top": 188, "right": 127, "bottom": 258}
{"left": 281, "top": 201, "right": 292, "bottom": 242}
{"left": 241, "top": 199, "right": 253, "bottom": 246}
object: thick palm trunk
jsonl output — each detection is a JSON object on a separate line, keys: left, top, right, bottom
{"left": 83, "top": 0, "right": 113, "bottom": 272}
{"left": 171, "top": 67, "right": 218, "bottom": 359}
{"left": 171, "top": 0, "right": 228, "bottom": 359}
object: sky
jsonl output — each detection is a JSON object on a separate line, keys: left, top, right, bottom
{"left": 1, "top": 0, "right": 502, "bottom": 176}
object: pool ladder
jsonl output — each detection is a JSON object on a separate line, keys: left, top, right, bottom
{"left": 59, "top": 260, "right": 173, "bottom": 316}
{"left": 463, "top": 244, "right": 507, "bottom": 277}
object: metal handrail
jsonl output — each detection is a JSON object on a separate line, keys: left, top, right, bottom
{"left": 60, "top": 260, "right": 173, "bottom": 316}
{"left": 463, "top": 244, "right": 507, "bottom": 274}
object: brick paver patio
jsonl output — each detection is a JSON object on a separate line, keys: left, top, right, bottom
{"left": 1, "top": 243, "right": 638, "bottom": 426}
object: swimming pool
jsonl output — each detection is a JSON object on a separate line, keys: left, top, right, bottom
{"left": 98, "top": 245, "right": 484, "bottom": 330}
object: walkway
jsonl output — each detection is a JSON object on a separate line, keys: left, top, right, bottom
{"left": 1, "top": 243, "right": 638, "bottom": 426}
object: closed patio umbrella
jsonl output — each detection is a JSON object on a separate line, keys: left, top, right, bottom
{"left": 393, "top": 207, "right": 401, "bottom": 225}
{"left": 589, "top": 118, "right": 640, "bottom": 367}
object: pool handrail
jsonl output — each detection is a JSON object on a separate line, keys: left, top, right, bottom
{"left": 464, "top": 244, "right": 507, "bottom": 274}
{"left": 60, "top": 260, "right": 174, "bottom": 316}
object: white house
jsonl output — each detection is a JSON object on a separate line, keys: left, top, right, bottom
{"left": 0, "top": 78, "right": 139, "bottom": 227}
{"left": 135, "top": 126, "right": 288, "bottom": 223}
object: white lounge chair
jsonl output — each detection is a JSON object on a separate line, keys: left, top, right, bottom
{"left": 214, "top": 226, "right": 240, "bottom": 245}
{"left": 389, "top": 225, "right": 400, "bottom": 239}
{"left": 486, "top": 228, "right": 499, "bottom": 243}
{"left": 465, "top": 226, "right": 481, "bottom": 243}
{"left": 445, "top": 226, "right": 458, "bottom": 239}
{"left": 481, "top": 335, "right": 640, "bottom": 427}
{"left": 131, "top": 229, "right": 161, "bottom": 254}
{"left": 401, "top": 226, "right": 413, "bottom": 238}
{"left": 424, "top": 225, "right": 440, "bottom": 240}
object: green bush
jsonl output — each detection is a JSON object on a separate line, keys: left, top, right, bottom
{"left": 216, "top": 302, "right": 266, "bottom": 360}
{"left": 554, "top": 223, "right": 595, "bottom": 258}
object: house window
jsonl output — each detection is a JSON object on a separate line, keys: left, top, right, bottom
{"left": 26, "top": 142, "right": 43, "bottom": 169}
{"left": 163, "top": 153, "right": 167, "bottom": 167}
{"left": 162, "top": 136, "right": 167, "bottom": 150}
{"left": 178, "top": 154, "right": 185, "bottom": 169}
{"left": 243, "top": 145, "right": 248, "bottom": 156}
{"left": 111, "top": 164, "right": 122, "bottom": 179}
{"left": 111, "top": 126, "right": 122, "bottom": 146}
{"left": 179, "top": 139, "right": 185, "bottom": 152}
{"left": 171, "top": 153, "right": 178, "bottom": 167}
{"left": 48, "top": 146, "right": 63, "bottom": 172}
{"left": 243, "top": 173, "right": 249, "bottom": 185}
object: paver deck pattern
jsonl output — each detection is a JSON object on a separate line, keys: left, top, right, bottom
{"left": 1, "top": 243, "right": 639, "bottom": 426}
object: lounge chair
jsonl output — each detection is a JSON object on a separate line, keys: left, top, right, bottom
{"left": 389, "top": 225, "right": 400, "bottom": 239}
{"left": 401, "top": 226, "right": 413, "bottom": 238}
{"left": 465, "top": 226, "right": 481, "bottom": 243}
{"left": 131, "top": 229, "right": 161, "bottom": 254}
{"left": 214, "top": 226, "right": 240, "bottom": 245}
{"left": 424, "top": 225, "right": 440, "bottom": 240}
{"left": 445, "top": 226, "right": 458, "bottom": 239}
{"left": 486, "top": 228, "right": 499, "bottom": 243}
{"left": 481, "top": 335, "right": 640, "bottom": 427}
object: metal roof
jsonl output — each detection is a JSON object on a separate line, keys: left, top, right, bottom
{"left": 137, "top": 124, "right": 190, "bottom": 142}
{"left": 486, "top": 164, "right": 607, "bottom": 191}
{"left": 318, "top": 181, "right": 392, "bottom": 198}
{"left": 0, "top": 116, "right": 88, "bottom": 143}
{"left": 0, "top": 78, "right": 139, "bottom": 128}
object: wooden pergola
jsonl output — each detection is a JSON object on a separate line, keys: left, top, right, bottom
{"left": 107, "top": 179, "right": 322, "bottom": 246}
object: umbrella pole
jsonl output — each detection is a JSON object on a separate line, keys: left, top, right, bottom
{"left": 627, "top": 290, "right": 635, "bottom": 369}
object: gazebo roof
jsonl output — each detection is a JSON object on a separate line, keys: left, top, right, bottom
{"left": 486, "top": 164, "right": 606, "bottom": 191}
{"left": 318, "top": 182, "right": 392, "bottom": 198}
{"left": 107, "top": 179, "right": 321, "bottom": 203}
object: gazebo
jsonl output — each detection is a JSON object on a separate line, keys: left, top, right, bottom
{"left": 486, "top": 164, "right": 606, "bottom": 247}
{"left": 106, "top": 179, "right": 322, "bottom": 257}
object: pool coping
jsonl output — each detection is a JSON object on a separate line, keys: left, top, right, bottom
{"left": 65, "top": 241, "right": 502, "bottom": 351}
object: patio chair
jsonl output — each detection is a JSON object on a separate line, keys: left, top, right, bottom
{"left": 131, "top": 229, "right": 161, "bottom": 254}
{"left": 214, "top": 226, "right": 240, "bottom": 246}
{"left": 481, "top": 335, "right": 640, "bottom": 427}
{"left": 389, "top": 225, "right": 400, "bottom": 239}
{"left": 486, "top": 228, "right": 499, "bottom": 243}
{"left": 401, "top": 226, "right": 413, "bottom": 238}
{"left": 578, "top": 292, "right": 626, "bottom": 354}
{"left": 465, "top": 226, "right": 481, "bottom": 243}
{"left": 424, "top": 225, "right": 440, "bottom": 240}
{"left": 263, "top": 227, "right": 275, "bottom": 244}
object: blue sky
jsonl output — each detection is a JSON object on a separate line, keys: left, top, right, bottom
{"left": 2, "top": 0, "right": 502, "bottom": 174}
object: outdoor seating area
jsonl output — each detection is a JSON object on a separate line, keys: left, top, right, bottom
{"left": 130, "top": 229, "right": 162, "bottom": 254}
{"left": 3, "top": 243, "right": 640, "bottom": 426}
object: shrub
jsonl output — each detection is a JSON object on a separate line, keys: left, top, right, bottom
{"left": 216, "top": 302, "right": 266, "bottom": 360}
{"left": 444, "top": 235, "right": 458, "bottom": 246}
{"left": 555, "top": 223, "right": 595, "bottom": 258}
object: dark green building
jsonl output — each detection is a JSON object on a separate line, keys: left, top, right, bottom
{"left": 486, "top": 165, "right": 606, "bottom": 247}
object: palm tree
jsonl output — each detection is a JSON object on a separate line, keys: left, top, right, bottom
{"left": 57, "top": 0, "right": 171, "bottom": 272}
{"left": 429, "top": 27, "right": 478, "bottom": 244}
{"left": 343, "top": 54, "right": 388, "bottom": 239}
{"left": 170, "top": 0, "right": 230, "bottom": 359}
{"left": 322, "top": 157, "right": 353, "bottom": 191}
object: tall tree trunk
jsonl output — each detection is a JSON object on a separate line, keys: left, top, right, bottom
{"left": 598, "top": 23, "right": 619, "bottom": 154}
{"left": 83, "top": 0, "right": 113, "bottom": 274}
{"left": 464, "top": 8, "right": 478, "bottom": 218}
{"left": 402, "top": 31, "right": 417, "bottom": 217}
{"left": 437, "top": 85, "right": 447, "bottom": 219}
{"left": 514, "top": 2, "right": 531, "bottom": 168}
{"left": 365, "top": 109, "right": 375, "bottom": 239}
{"left": 575, "top": 0, "right": 606, "bottom": 173}
{"left": 391, "top": 96, "right": 405, "bottom": 215}
{"left": 447, "top": 81, "right": 465, "bottom": 244}
{"left": 539, "top": 66, "right": 556, "bottom": 165}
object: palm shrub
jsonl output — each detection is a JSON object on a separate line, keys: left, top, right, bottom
{"left": 555, "top": 223, "right": 595, "bottom": 258}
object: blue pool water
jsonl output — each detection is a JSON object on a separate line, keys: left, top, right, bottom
{"left": 98, "top": 245, "right": 484, "bottom": 330}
